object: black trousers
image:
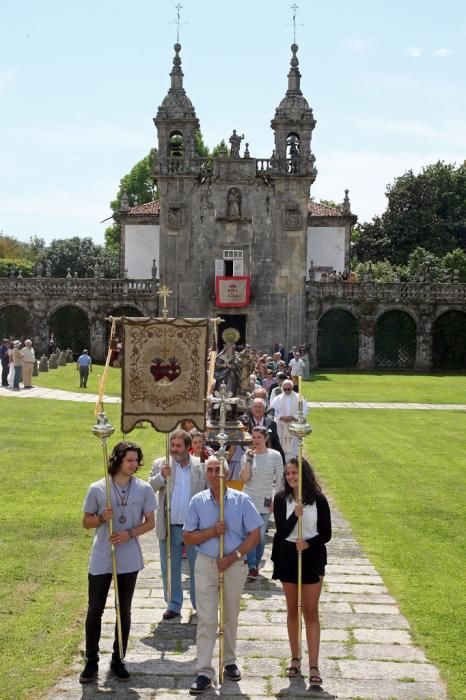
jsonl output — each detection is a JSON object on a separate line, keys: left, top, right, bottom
{"left": 1, "top": 363, "right": 8, "bottom": 386}
{"left": 85, "top": 571, "right": 138, "bottom": 662}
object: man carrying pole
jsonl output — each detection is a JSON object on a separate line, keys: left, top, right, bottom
{"left": 184, "top": 454, "right": 262, "bottom": 695}
{"left": 150, "top": 429, "right": 205, "bottom": 620}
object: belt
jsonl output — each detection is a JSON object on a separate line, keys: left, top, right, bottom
{"left": 171, "top": 523, "right": 183, "bottom": 527}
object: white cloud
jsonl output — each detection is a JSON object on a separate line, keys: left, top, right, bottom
{"left": 405, "top": 47, "right": 423, "bottom": 58}
{"left": 433, "top": 48, "right": 453, "bottom": 57}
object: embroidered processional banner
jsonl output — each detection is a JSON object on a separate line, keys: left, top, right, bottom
{"left": 121, "top": 317, "right": 209, "bottom": 434}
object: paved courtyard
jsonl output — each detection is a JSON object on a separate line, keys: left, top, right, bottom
{"left": 47, "top": 504, "right": 446, "bottom": 699}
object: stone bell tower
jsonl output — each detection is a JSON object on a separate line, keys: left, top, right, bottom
{"left": 269, "top": 44, "right": 318, "bottom": 345}
{"left": 153, "top": 43, "right": 200, "bottom": 316}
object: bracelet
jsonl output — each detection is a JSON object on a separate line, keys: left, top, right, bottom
{"left": 127, "top": 529, "right": 134, "bottom": 540}
{"left": 98, "top": 513, "right": 105, "bottom": 524}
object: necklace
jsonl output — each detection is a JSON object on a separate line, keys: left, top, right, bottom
{"left": 112, "top": 477, "right": 132, "bottom": 524}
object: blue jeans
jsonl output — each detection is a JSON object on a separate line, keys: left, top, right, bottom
{"left": 13, "top": 365, "right": 22, "bottom": 389}
{"left": 246, "top": 512, "right": 270, "bottom": 569}
{"left": 160, "top": 525, "right": 197, "bottom": 613}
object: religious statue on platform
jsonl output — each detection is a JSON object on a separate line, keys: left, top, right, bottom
{"left": 229, "top": 129, "right": 244, "bottom": 158}
{"left": 214, "top": 328, "right": 242, "bottom": 397}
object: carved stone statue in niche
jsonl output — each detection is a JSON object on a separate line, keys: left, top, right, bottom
{"left": 167, "top": 207, "right": 183, "bottom": 230}
{"left": 226, "top": 187, "right": 242, "bottom": 218}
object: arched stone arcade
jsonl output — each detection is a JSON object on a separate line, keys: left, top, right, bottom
{"left": 432, "top": 310, "right": 466, "bottom": 370}
{"left": 317, "top": 308, "right": 359, "bottom": 368}
{"left": 374, "top": 309, "right": 417, "bottom": 369}
{"left": 0, "top": 304, "right": 33, "bottom": 341}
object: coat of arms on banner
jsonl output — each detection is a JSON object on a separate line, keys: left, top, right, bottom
{"left": 121, "top": 317, "right": 209, "bottom": 433}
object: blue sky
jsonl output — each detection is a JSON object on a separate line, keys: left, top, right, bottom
{"left": 1, "top": 0, "right": 465, "bottom": 244}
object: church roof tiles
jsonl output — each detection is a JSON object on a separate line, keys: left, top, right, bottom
{"left": 308, "top": 201, "right": 343, "bottom": 217}
{"left": 127, "top": 201, "right": 160, "bottom": 216}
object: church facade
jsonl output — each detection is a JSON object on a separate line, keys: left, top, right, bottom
{"left": 120, "top": 42, "right": 356, "bottom": 350}
{"left": 2, "top": 43, "right": 465, "bottom": 369}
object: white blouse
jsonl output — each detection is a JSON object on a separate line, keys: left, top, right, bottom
{"left": 285, "top": 498, "right": 318, "bottom": 542}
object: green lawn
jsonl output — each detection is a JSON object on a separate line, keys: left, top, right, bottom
{"left": 1, "top": 379, "right": 465, "bottom": 698}
{"left": 306, "top": 409, "right": 466, "bottom": 700}
{"left": 32, "top": 362, "right": 122, "bottom": 396}
{"left": 307, "top": 371, "right": 466, "bottom": 404}
{"left": 32, "top": 364, "right": 466, "bottom": 404}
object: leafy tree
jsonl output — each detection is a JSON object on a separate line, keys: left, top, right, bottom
{"left": 194, "top": 130, "right": 210, "bottom": 158}
{"left": 353, "top": 161, "right": 466, "bottom": 265}
{"left": 351, "top": 218, "right": 393, "bottom": 263}
{"left": 443, "top": 248, "right": 466, "bottom": 282}
{"left": 105, "top": 130, "right": 223, "bottom": 250}
{"left": 406, "top": 247, "right": 445, "bottom": 282}
{"left": 0, "top": 257, "right": 35, "bottom": 277}
{"left": 318, "top": 199, "right": 341, "bottom": 210}
{"left": 45, "top": 237, "right": 118, "bottom": 277}
{"left": 104, "top": 149, "right": 157, "bottom": 249}
{"left": 0, "top": 233, "right": 29, "bottom": 260}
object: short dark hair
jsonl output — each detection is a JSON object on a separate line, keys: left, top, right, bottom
{"left": 170, "top": 429, "right": 192, "bottom": 448}
{"left": 108, "top": 441, "right": 143, "bottom": 476}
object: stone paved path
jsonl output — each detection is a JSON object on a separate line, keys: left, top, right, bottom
{"left": 1, "top": 385, "right": 465, "bottom": 412}
{"left": 47, "top": 508, "right": 447, "bottom": 699}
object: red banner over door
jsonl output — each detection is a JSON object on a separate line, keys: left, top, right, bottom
{"left": 215, "top": 276, "right": 250, "bottom": 307}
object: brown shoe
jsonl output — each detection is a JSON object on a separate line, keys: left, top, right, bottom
{"left": 162, "top": 610, "right": 180, "bottom": 620}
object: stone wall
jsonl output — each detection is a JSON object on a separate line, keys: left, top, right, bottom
{"left": 305, "top": 281, "right": 466, "bottom": 370}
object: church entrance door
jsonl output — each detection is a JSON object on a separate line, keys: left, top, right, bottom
{"left": 217, "top": 314, "right": 247, "bottom": 349}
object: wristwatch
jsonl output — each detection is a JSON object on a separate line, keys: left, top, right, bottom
{"left": 235, "top": 549, "right": 242, "bottom": 560}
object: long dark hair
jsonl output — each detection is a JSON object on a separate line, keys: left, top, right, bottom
{"left": 280, "top": 457, "right": 322, "bottom": 505}
{"left": 108, "top": 441, "right": 144, "bottom": 476}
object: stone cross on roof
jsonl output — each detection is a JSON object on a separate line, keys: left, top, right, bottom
{"left": 170, "top": 3, "right": 186, "bottom": 43}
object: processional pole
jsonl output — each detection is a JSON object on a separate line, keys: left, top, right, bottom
{"left": 288, "top": 377, "right": 312, "bottom": 664}
{"left": 92, "top": 318, "right": 124, "bottom": 659}
{"left": 158, "top": 285, "right": 173, "bottom": 603}
{"left": 210, "top": 382, "right": 239, "bottom": 685}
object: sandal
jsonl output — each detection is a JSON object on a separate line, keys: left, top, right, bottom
{"left": 309, "top": 666, "right": 322, "bottom": 685}
{"left": 286, "top": 657, "right": 301, "bottom": 677}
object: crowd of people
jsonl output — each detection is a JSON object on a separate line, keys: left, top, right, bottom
{"left": 0, "top": 337, "right": 36, "bottom": 390}
{"left": 80, "top": 341, "right": 332, "bottom": 695}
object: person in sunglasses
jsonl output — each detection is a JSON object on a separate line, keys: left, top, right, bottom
{"left": 184, "top": 455, "right": 262, "bottom": 695}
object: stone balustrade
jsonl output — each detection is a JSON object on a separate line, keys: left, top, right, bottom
{"left": 0, "top": 277, "right": 157, "bottom": 298}
{"left": 307, "top": 281, "right": 466, "bottom": 303}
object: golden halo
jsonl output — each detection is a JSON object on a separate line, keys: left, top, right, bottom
{"left": 222, "top": 327, "right": 240, "bottom": 344}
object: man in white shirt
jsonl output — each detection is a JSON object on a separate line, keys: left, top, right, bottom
{"left": 270, "top": 380, "right": 308, "bottom": 461}
{"left": 288, "top": 352, "right": 305, "bottom": 386}
{"left": 150, "top": 430, "right": 205, "bottom": 620}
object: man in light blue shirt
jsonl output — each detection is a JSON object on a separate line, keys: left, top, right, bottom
{"left": 184, "top": 455, "right": 261, "bottom": 695}
{"left": 76, "top": 348, "right": 92, "bottom": 388}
